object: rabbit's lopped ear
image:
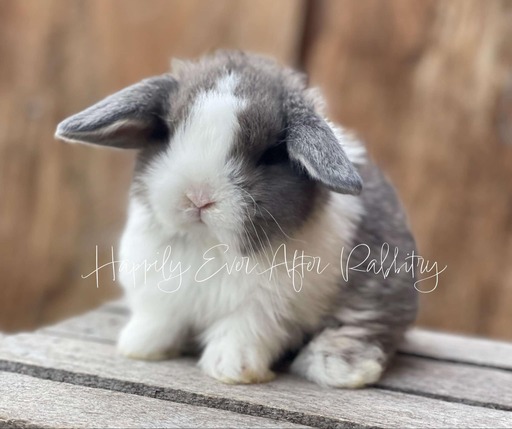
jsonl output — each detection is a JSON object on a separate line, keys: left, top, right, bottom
{"left": 55, "top": 74, "right": 178, "bottom": 149}
{"left": 285, "top": 92, "right": 363, "bottom": 195}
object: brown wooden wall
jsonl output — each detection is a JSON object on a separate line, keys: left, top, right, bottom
{"left": 1, "top": 0, "right": 511, "bottom": 340}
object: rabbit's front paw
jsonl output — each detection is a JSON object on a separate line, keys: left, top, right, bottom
{"left": 117, "top": 318, "right": 181, "bottom": 361}
{"left": 291, "top": 334, "right": 386, "bottom": 388}
{"left": 199, "top": 337, "right": 275, "bottom": 384}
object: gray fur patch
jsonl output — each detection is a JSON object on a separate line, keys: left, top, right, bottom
{"left": 56, "top": 75, "right": 178, "bottom": 148}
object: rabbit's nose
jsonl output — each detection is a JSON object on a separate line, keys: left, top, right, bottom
{"left": 191, "top": 199, "right": 215, "bottom": 210}
{"left": 185, "top": 189, "right": 215, "bottom": 211}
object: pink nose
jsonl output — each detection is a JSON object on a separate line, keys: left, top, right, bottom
{"left": 185, "top": 190, "right": 215, "bottom": 210}
{"left": 195, "top": 200, "right": 214, "bottom": 210}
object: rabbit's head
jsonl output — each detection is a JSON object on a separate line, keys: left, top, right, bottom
{"left": 56, "top": 51, "right": 362, "bottom": 255}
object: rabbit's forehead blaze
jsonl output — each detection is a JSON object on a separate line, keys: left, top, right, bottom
{"left": 166, "top": 73, "right": 247, "bottom": 173}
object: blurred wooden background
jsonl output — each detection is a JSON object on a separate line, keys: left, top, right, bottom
{"left": 0, "top": 0, "right": 511, "bottom": 340}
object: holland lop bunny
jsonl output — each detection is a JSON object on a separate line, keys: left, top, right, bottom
{"left": 56, "top": 51, "right": 418, "bottom": 388}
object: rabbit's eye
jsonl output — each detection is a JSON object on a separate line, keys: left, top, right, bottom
{"left": 257, "top": 143, "right": 289, "bottom": 166}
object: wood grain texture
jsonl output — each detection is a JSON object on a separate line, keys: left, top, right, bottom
{"left": 0, "top": 372, "right": 306, "bottom": 428}
{"left": 2, "top": 306, "right": 512, "bottom": 427}
{"left": 383, "top": 355, "right": 512, "bottom": 407}
{"left": 402, "top": 329, "right": 512, "bottom": 370}
{"left": 44, "top": 302, "right": 512, "bottom": 369}
{"left": 1, "top": 332, "right": 511, "bottom": 428}
{"left": 38, "top": 306, "right": 512, "bottom": 410}
{"left": 302, "top": 0, "right": 512, "bottom": 340}
{"left": 0, "top": 0, "right": 305, "bottom": 331}
{"left": 0, "top": 303, "right": 512, "bottom": 427}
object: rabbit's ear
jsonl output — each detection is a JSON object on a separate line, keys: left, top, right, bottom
{"left": 285, "top": 93, "right": 363, "bottom": 195}
{"left": 55, "top": 74, "right": 177, "bottom": 149}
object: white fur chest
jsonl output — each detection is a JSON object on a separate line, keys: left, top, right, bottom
{"left": 118, "top": 192, "right": 362, "bottom": 346}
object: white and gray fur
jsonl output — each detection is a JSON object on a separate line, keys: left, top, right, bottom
{"left": 55, "top": 51, "right": 418, "bottom": 388}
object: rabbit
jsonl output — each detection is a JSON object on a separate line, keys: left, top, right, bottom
{"left": 55, "top": 50, "right": 418, "bottom": 388}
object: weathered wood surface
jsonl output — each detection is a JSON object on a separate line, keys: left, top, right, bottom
{"left": 0, "top": 372, "right": 306, "bottom": 428}
{"left": 1, "top": 303, "right": 511, "bottom": 428}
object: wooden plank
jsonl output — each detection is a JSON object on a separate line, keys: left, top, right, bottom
{"left": 382, "top": 355, "right": 512, "bottom": 408}
{"left": 50, "top": 303, "right": 512, "bottom": 372}
{"left": 100, "top": 299, "right": 129, "bottom": 314}
{"left": 1, "top": 333, "right": 511, "bottom": 428}
{"left": 41, "top": 307, "right": 512, "bottom": 408}
{"left": 41, "top": 308, "right": 125, "bottom": 344}
{"left": 0, "top": 372, "right": 306, "bottom": 428}
{"left": 402, "top": 329, "right": 512, "bottom": 370}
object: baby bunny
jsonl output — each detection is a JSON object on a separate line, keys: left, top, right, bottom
{"left": 55, "top": 51, "right": 418, "bottom": 388}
